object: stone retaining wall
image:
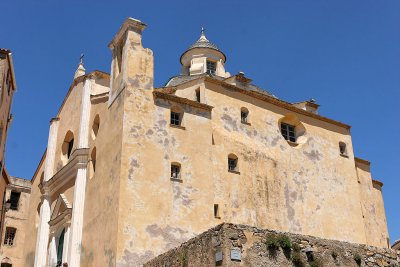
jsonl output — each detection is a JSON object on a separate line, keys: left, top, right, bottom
{"left": 144, "top": 223, "right": 399, "bottom": 267}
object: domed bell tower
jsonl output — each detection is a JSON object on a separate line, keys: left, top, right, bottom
{"left": 180, "top": 27, "right": 229, "bottom": 78}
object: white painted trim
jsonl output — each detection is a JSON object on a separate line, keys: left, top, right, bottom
{"left": 34, "top": 118, "right": 59, "bottom": 267}
{"left": 67, "top": 77, "right": 92, "bottom": 266}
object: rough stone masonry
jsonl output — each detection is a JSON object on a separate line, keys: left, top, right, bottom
{"left": 145, "top": 223, "right": 400, "bottom": 267}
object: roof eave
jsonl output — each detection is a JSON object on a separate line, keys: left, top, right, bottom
{"left": 180, "top": 47, "right": 226, "bottom": 65}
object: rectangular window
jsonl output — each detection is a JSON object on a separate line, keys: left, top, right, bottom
{"left": 339, "top": 142, "right": 347, "bottom": 156}
{"left": 281, "top": 123, "right": 296, "bottom": 142}
{"left": 9, "top": 191, "right": 20, "bottom": 210}
{"left": 4, "top": 227, "right": 16, "bottom": 246}
{"left": 228, "top": 158, "right": 237, "bottom": 171}
{"left": 214, "top": 204, "right": 220, "bottom": 218}
{"left": 195, "top": 89, "right": 200, "bottom": 102}
{"left": 170, "top": 112, "right": 181, "bottom": 126}
{"left": 206, "top": 61, "right": 216, "bottom": 75}
{"left": 171, "top": 165, "right": 181, "bottom": 179}
{"left": 241, "top": 111, "right": 248, "bottom": 123}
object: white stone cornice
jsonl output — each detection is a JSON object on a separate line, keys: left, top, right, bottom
{"left": 41, "top": 148, "right": 89, "bottom": 197}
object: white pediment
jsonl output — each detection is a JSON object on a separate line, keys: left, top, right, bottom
{"left": 51, "top": 194, "right": 72, "bottom": 221}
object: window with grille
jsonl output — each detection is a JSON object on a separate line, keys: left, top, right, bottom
{"left": 281, "top": 123, "right": 296, "bottom": 142}
{"left": 171, "top": 164, "right": 181, "bottom": 179}
{"left": 9, "top": 191, "right": 20, "bottom": 210}
{"left": 241, "top": 108, "right": 249, "bottom": 123}
{"left": 206, "top": 61, "right": 216, "bottom": 75}
{"left": 170, "top": 112, "right": 181, "bottom": 126}
{"left": 4, "top": 227, "right": 16, "bottom": 246}
{"left": 339, "top": 142, "right": 347, "bottom": 156}
{"left": 228, "top": 155, "right": 238, "bottom": 172}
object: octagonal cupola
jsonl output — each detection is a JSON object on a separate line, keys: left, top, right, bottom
{"left": 180, "top": 28, "right": 229, "bottom": 78}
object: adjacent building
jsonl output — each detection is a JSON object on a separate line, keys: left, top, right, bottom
{"left": 392, "top": 240, "right": 400, "bottom": 251}
{"left": 0, "top": 49, "right": 17, "bottom": 267}
{"left": 0, "top": 177, "right": 31, "bottom": 267}
{"left": 0, "top": 48, "right": 16, "bottom": 214}
{"left": 23, "top": 18, "right": 389, "bottom": 267}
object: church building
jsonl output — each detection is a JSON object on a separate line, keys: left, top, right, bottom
{"left": 22, "top": 18, "right": 389, "bottom": 267}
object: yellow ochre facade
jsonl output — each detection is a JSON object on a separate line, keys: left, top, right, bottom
{"left": 22, "top": 18, "right": 389, "bottom": 267}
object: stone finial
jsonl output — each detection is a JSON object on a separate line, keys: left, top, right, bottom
{"left": 74, "top": 53, "right": 86, "bottom": 79}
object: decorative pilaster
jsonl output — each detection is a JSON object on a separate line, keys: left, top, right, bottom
{"left": 68, "top": 78, "right": 92, "bottom": 266}
{"left": 77, "top": 78, "right": 91, "bottom": 148}
{"left": 34, "top": 118, "right": 59, "bottom": 267}
{"left": 47, "top": 235, "right": 57, "bottom": 267}
{"left": 62, "top": 224, "right": 70, "bottom": 263}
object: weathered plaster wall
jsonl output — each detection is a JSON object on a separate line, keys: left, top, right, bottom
{"left": 53, "top": 81, "right": 83, "bottom": 174}
{"left": 111, "top": 21, "right": 387, "bottom": 266}
{"left": 22, "top": 156, "right": 44, "bottom": 266}
{"left": 116, "top": 86, "right": 215, "bottom": 266}
{"left": 203, "top": 80, "right": 367, "bottom": 244}
{"left": 80, "top": 78, "right": 122, "bottom": 267}
{"left": 145, "top": 223, "right": 400, "bottom": 267}
{"left": 357, "top": 160, "right": 389, "bottom": 248}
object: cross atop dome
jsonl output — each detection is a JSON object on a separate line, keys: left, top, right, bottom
{"left": 74, "top": 53, "right": 86, "bottom": 79}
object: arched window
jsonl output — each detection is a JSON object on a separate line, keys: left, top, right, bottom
{"left": 61, "top": 131, "right": 74, "bottom": 165}
{"left": 339, "top": 142, "right": 347, "bottom": 156}
{"left": 39, "top": 172, "right": 44, "bottom": 186}
{"left": 241, "top": 107, "right": 249, "bottom": 123}
{"left": 92, "top": 115, "right": 100, "bottom": 139}
{"left": 170, "top": 106, "right": 184, "bottom": 127}
{"left": 206, "top": 60, "right": 216, "bottom": 75}
{"left": 228, "top": 154, "right": 238, "bottom": 172}
{"left": 90, "top": 147, "right": 97, "bottom": 179}
{"left": 170, "top": 162, "right": 181, "bottom": 180}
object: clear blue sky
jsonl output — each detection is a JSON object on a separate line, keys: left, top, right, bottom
{"left": 1, "top": 1, "right": 399, "bottom": 243}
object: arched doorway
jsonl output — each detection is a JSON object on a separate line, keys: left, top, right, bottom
{"left": 1, "top": 257, "right": 12, "bottom": 267}
{"left": 56, "top": 228, "right": 65, "bottom": 265}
